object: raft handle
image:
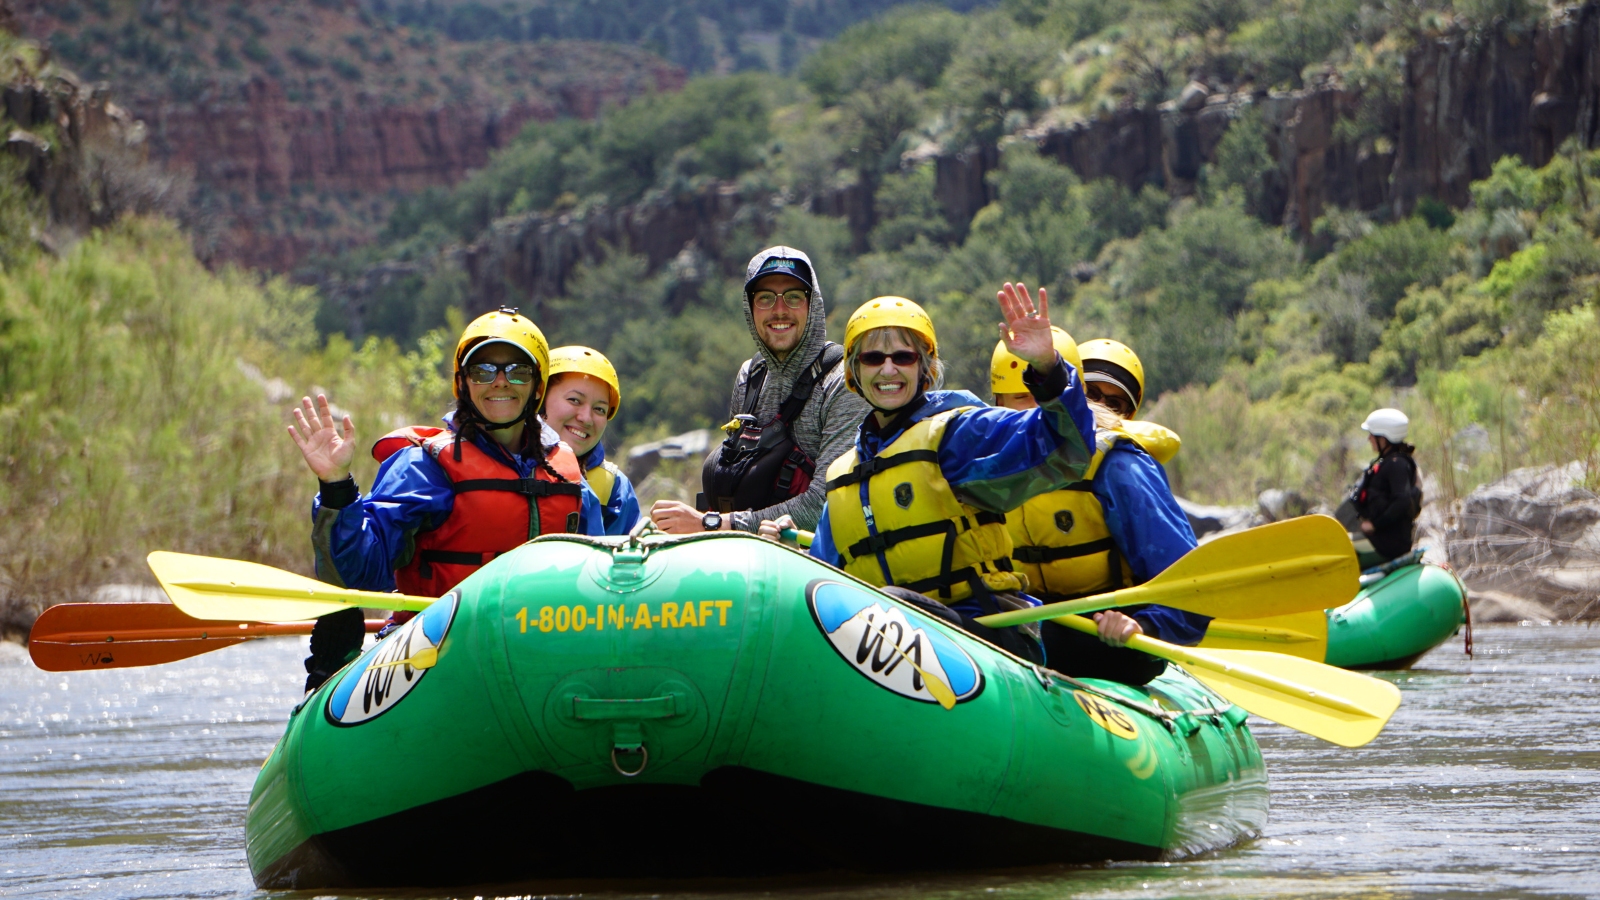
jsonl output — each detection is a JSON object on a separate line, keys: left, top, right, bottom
{"left": 611, "top": 745, "right": 649, "bottom": 777}
{"left": 573, "top": 694, "right": 681, "bottom": 720}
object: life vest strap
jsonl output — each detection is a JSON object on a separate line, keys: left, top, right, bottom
{"left": 416, "top": 549, "right": 496, "bottom": 579}
{"left": 900, "top": 558, "right": 1014, "bottom": 597}
{"left": 453, "top": 478, "right": 583, "bottom": 498}
{"left": 1013, "top": 536, "right": 1117, "bottom": 564}
{"left": 845, "top": 510, "right": 1005, "bottom": 559}
{"left": 825, "top": 449, "right": 940, "bottom": 491}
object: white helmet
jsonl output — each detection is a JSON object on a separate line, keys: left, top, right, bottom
{"left": 1361, "top": 408, "right": 1409, "bottom": 443}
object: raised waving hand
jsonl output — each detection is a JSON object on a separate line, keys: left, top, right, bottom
{"left": 288, "top": 394, "right": 356, "bottom": 482}
{"left": 996, "top": 282, "right": 1059, "bottom": 373}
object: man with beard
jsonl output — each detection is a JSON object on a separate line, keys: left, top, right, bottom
{"left": 650, "top": 247, "right": 870, "bottom": 535}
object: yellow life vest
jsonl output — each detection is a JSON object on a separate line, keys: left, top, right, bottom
{"left": 585, "top": 459, "right": 623, "bottom": 506}
{"left": 825, "top": 407, "right": 1020, "bottom": 603}
{"left": 1006, "top": 421, "right": 1181, "bottom": 601}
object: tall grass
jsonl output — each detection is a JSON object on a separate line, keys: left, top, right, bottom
{"left": 0, "top": 218, "right": 453, "bottom": 637}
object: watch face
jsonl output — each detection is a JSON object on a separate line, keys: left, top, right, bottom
{"left": 703, "top": 512, "right": 721, "bottom": 530}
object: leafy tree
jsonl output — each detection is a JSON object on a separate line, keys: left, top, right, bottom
{"left": 798, "top": 6, "right": 966, "bottom": 104}
{"left": 1111, "top": 198, "right": 1300, "bottom": 395}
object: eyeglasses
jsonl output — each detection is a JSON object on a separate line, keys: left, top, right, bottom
{"left": 465, "top": 362, "right": 538, "bottom": 385}
{"left": 751, "top": 289, "right": 810, "bottom": 310}
{"left": 1086, "top": 384, "right": 1134, "bottom": 416}
{"left": 858, "top": 350, "right": 919, "bottom": 367}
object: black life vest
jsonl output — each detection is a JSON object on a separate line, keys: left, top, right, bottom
{"left": 698, "top": 342, "right": 844, "bottom": 514}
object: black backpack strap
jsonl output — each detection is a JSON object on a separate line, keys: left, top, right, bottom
{"left": 773, "top": 342, "right": 843, "bottom": 426}
{"left": 740, "top": 358, "right": 768, "bottom": 417}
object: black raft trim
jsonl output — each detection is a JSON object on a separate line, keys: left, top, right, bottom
{"left": 254, "top": 766, "right": 1159, "bottom": 890}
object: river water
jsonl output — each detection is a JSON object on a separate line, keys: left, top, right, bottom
{"left": 2, "top": 623, "right": 1596, "bottom": 899}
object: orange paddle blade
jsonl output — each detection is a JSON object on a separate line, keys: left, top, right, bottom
{"left": 26, "top": 602, "right": 383, "bottom": 672}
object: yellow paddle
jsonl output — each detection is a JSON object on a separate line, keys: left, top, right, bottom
{"left": 1052, "top": 613, "right": 1399, "bottom": 747}
{"left": 147, "top": 551, "right": 434, "bottom": 622}
{"left": 1200, "top": 609, "right": 1331, "bottom": 661}
{"left": 968, "top": 515, "right": 1359, "bottom": 627}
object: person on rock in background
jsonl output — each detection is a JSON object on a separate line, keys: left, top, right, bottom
{"left": 993, "top": 335, "right": 1206, "bottom": 685}
{"left": 288, "top": 308, "right": 605, "bottom": 692}
{"left": 650, "top": 246, "right": 870, "bottom": 536}
{"left": 1349, "top": 408, "right": 1423, "bottom": 569}
{"left": 760, "top": 286, "right": 1096, "bottom": 664}
{"left": 542, "top": 346, "right": 639, "bottom": 535}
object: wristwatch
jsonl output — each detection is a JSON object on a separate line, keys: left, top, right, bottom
{"left": 701, "top": 511, "right": 722, "bottom": 531}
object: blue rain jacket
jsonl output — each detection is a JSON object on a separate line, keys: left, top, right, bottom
{"left": 1091, "top": 442, "right": 1209, "bottom": 645}
{"left": 580, "top": 443, "right": 641, "bottom": 536}
{"left": 313, "top": 417, "right": 605, "bottom": 593}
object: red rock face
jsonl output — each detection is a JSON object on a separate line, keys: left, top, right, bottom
{"left": 137, "top": 60, "right": 682, "bottom": 271}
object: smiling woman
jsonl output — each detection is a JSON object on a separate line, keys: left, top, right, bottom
{"left": 288, "top": 308, "right": 608, "bottom": 691}
{"left": 542, "top": 345, "right": 640, "bottom": 535}
{"left": 762, "top": 286, "right": 1099, "bottom": 667}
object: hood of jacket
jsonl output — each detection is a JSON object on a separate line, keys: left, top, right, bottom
{"left": 742, "top": 246, "right": 830, "bottom": 394}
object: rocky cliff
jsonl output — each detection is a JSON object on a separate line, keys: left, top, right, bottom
{"left": 451, "top": 4, "right": 1600, "bottom": 314}
{"left": 7, "top": 0, "right": 684, "bottom": 271}
{"left": 157, "top": 62, "right": 682, "bottom": 271}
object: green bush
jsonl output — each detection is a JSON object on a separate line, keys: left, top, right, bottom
{"left": 0, "top": 219, "right": 452, "bottom": 634}
{"left": 798, "top": 6, "right": 966, "bottom": 105}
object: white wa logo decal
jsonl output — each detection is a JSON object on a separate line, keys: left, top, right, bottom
{"left": 326, "top": 592, "right": 457, "bottom": 726}
{"left": 807, "top": 580, "right": 983, "bottom": 707}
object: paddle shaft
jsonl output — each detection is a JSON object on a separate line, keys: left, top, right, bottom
{"left": 973, "top": 553, "right": 1351, "bottom": 629}
{"left": 39, "top": 620, "right": 385, "bottom": 642}
{"left": 1054, "top": 614, "right": 1373, "bottom": 718}
{"left": 168, "top": 579, "right": 435, "bottom": 612}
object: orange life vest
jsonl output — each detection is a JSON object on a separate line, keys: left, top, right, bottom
{"left": 372, "top": 425, "right": 583, "bottom": 597}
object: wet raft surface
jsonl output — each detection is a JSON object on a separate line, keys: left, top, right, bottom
{"left": 2, "top": 624, "right": 1598, "bottom": 898}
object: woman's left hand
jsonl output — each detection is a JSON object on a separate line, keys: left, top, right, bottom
{"left": 1093, "top": 610, "right": 1144, "bottom": 648}
{"left": 996, "top": 282, "right": 1057, "bottom": 373}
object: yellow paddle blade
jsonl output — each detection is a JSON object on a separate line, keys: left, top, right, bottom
{"left": 1056, "top": 614, "right": 1400, "bottom": 747}
{"left": 1201, "top": 609, "right": 1330, "bottom": 661}
{"left": 975, "top": 515, "right": 1360, "bottom": 628}
{"left": 147, "top": 551, "right": 434, "bottom": 622}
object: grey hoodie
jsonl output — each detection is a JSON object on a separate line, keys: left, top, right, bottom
{"left": 726, "top": 247, "right": 871, "bottom": 532}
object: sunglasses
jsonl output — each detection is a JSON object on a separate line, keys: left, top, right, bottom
{"left": 858, "top": 350, "right": 919, "bottom": 367}
{"left": 751, "top": 289, "right": 810, "bottom": 310}
{"left": 465, "top": 362, "right": 538, "bottom": 385}
{"left": 1086, "top": 383, "right": 1134, "bottom": 416}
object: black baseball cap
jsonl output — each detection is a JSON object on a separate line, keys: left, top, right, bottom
{"left": 744, "top": 255, "right": 814, "bottom": 293}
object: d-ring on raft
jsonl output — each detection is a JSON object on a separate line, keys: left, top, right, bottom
{"left": 245, "top": 532, "right": 1272, "bottom": 889}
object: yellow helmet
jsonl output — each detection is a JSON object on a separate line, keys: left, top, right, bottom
{"left": 1078, "top": 338, "right": 1146, "bottom": 415}
{"left": 453, "top": 307, "right": 551, "bottom": 401}
{"left": 547, "top": 345, "right": 622, "bottom": 415}
{"left": 842, "top": 296, "right": 938, "bottom": 394}
{"left": 990, "top": 326, "right": 1083, "bottom": 395}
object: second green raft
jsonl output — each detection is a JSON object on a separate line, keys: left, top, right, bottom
{"left": 1202, "top": 557, "right": 1467, "bottom": 669}
{"left": 247, "top": 532, "right": 1268, "bottom": 889}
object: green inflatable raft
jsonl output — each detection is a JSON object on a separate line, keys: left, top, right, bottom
{"left": 1201, "top": 557, "right": 1467, "bottom": 670}
{"left": 248, "top": 532, "right": 1268, "bottom": 889}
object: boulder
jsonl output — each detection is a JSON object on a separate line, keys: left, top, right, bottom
{"left": 624, "top": 429, "right": 715, "bottom": 483}
{"left": 1175, "top": 496, "right": 1262, "bottom": 542}
{"left": 1434, "top": 462, "right": 1600, "bottom": 621}
{"left": 1257, "top": 488, "right": 1311, "bottom": 522}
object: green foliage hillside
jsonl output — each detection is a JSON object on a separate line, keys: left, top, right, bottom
{"left": 334, "top": 0, "right": 1594, "bottom": 511}
{"left": 0, "top": 213, "right": 454, "bottom": 635}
